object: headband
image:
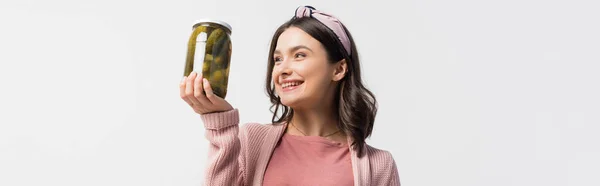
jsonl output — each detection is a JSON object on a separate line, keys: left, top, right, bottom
{"left": 295, "top": 6, "right": 352, "bottom": 56}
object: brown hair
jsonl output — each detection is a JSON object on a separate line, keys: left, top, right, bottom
{"left": 265, "top": 17, "right": 377, "bottom": 157}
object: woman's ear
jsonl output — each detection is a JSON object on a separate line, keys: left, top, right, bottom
{"left": 333, "top": 59, "right": 348, "bottom": 82}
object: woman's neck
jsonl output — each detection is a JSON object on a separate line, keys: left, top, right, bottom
{"left": 286, "top": 82, "right": 346, "bottom": 141}
{"left": 287, "top": 104, "right": 344, "bottom": 141}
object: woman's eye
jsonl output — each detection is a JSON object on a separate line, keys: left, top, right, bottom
{"left": 295, "top": 53, "right": 306, "bottom": 58}
{"left": 274, "top": 56, "right": 282, "bottom": 62}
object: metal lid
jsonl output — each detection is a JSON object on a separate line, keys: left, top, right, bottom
{"left": 193, "top": 19, "right": 232, "bottom": 33}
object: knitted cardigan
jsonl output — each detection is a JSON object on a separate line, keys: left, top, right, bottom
{"left": 200, "top": 109, "right": 401, "bottom": 186}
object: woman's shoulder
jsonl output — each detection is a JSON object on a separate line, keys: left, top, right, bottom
{"left": 364, "top": 144, "right": 401, "bottom": 185}
{"left": 364, "top": 145, "right": 396, "bottom": 162}
{"left": 364, "top": 144, "right": 398, "bottom": 174}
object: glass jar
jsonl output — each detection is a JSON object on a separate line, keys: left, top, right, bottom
{"left": 184, "top": 19, "right": 232, "bottom": 98}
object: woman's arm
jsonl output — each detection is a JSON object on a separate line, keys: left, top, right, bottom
{"left": 180, "top": 72, "right": 244, "bottom": 185}
{"left": 201, "top": 109, "right": 246, "bottom": 186}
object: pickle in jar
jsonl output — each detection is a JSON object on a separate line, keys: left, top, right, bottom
{"left": 202, "top": 54, "right": 213, "bottom": 77}
{"left": 206, "top": 29, "right": 224, "bottom": 54}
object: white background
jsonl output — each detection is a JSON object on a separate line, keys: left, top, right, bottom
{"left": 1, "top": 0, "right": 599, "bottom": 185}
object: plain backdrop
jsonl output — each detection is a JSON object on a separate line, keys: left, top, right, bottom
{"left": 1, "top": 0, "right": 599, "bottom": 185}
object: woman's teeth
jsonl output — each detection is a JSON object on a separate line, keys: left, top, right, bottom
{"left": 282, "top": 82, "right": 303, "bottom": 88}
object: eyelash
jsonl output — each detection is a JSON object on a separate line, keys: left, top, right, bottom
{"left": 274, "top": 52, "right": 306, "bottom": 62}
{"left": 295, "top": 53, "right": 306, "bottom": 58}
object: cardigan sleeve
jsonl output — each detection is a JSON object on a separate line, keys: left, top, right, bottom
{"left": 388, "top": 158, "right": 401, "bottom": 186}
{"left": 371, "top": 149, "right": 401, "bottom": 186}
{"left": 200, "top": 109, "right": 246, "bottom": 186}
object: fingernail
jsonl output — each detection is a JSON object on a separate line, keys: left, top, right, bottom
{"left": 181, "top": 76, "right": 187, "bottom": 82}
{"left": 203, "top": 78, "right": 209, "bottom": 84}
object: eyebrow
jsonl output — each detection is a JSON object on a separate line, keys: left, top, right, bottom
{"left": 274, "top": 45, "right": 313, "bottom": 55}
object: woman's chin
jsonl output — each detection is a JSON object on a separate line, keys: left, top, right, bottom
{"left": 280, "top": 98, "right": 302, "bottom": 108}
{"left": 280, "top": 100, "right": 296, "bottom": 107}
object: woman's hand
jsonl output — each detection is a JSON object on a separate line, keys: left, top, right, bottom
{"left": 180, "top": 72, "right": 233, "bottom": 115}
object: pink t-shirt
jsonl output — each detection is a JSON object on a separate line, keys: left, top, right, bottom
{"left": 263, "top": 132, "right": 354, "bottom": 186}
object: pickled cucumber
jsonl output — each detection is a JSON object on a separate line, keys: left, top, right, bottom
{"left": 209, "top": 70, "right": 224, "bottom": 83}
{"left": 204, "top": 54, "right": 213, "bottom": 62}
{"left": 221, "top": 54, "right": 230, "bottom": 69}
{"left": 202, "top": 54, "right": 213, "bottom": 76}
{"left": 212, "top": 36, "right": 231, "bottom": 69}
{"left": 206, "top": 29, "right": 224, "bottom": 54}
{"left": 212, "top": 35, "right": 229, "bottom": 55}
{"left": 214, "top": 56, "right": 223, "bottom": 65}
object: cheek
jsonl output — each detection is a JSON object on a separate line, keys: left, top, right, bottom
{"left": 303, "top": 64, "right": 332, "bottom": 89}
{"left": 269, "top": 68, "right": 277, "bottom": 89}
{"left": 271, "top": 72, "right": 279, "bottom": 89}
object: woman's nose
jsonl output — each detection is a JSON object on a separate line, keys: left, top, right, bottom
{"left": 276, "top": 59, "right": 293, "bottom": 76}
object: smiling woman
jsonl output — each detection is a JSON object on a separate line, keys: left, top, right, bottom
{"left": 266, "top": 16, "right": 376, "bottom": 157}
{"left": 180, "top": 5, "right": 400, "bottom": 186}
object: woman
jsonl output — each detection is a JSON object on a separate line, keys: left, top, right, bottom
{"left": 180, "top": 6, "right": 400, "bottom": 186}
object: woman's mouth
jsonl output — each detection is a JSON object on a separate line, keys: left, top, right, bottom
{"left": 281, "top": 81, "right": 304, "bottom": 92}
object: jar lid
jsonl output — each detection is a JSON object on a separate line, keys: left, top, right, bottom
{"left": 193, "top": 19, "right": 232, "bottom": 33}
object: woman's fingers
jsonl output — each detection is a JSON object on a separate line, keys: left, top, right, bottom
{"left": 179, "top": 76, "right": 193, "bottom": 106}
{"left": 194, "top": 73, "right": 212, "bottom": 106}
{"left": 202, "top": 78, "right": 233, "bottom": 112}
{"left": 203, "top": 78, "right": 217, "bottom": 103}
{"left": 180, "top": 71, "right": 232, "bottom": 114}
{"left": 185, "top": 72, "right": 202, "bottom": 106}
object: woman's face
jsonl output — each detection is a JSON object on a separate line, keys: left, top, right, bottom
{"left": 272, "top": 27, "right": 343, "bottom": 109}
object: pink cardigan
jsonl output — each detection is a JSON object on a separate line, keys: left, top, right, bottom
{"left": 200, "top": 109, "right": 401, "bottom": 186}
